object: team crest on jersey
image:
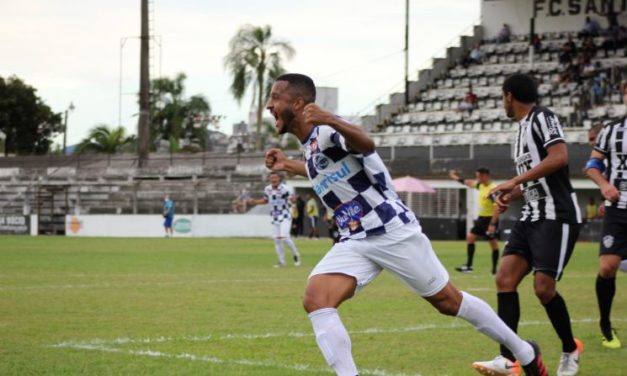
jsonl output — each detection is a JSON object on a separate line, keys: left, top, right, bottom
{"left": 603, "top": 235, "right": 614, "bottom": 249}
{"left": 334, "top": 201, "right": 363, "bottom": 231}
{"left": 313, "top": 154, "right": 329, "bottom": 170}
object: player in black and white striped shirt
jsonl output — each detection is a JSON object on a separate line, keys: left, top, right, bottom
{"left": 585, "top": 81, "right": 627, "bottom": 349}
{"left": 474, "top": 74, "right": 583, "bottom": 376}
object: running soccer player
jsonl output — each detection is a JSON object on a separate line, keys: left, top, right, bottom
{"left": 475, "top": 74, "right": 582, "bottom": 376}
{"left": 248, "top": 172, "right": 301, "bottom": 267}
{"left": 264, "top": 73, "right": 547, "bottom": 376}
{"left": 449, "top": 168, "right": 501, "bottom": 275}
{"left": 585, "top": 80, "right": 627, "bottom": 349}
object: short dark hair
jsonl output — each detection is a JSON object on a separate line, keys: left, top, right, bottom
{"left": 275, "top": 73, "right": 316, "bottom": 103}
{"left": 476, "top": 167, "right": 490, "bottom": 175}
{"left": 502, "top": 74, "right": 538, "bottom": 104}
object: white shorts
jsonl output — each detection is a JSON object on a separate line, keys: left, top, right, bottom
{"left": 273, "top": 219, "right": 292, "bottom": 239}
{"left": 309, "top": 222, "right": 449, "bottom": 297}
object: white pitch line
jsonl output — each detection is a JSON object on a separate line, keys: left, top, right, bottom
{"left": 52, "top": 317, "right": 627, "bottom": 348}
{"left": 52, "top": 343, "right": 423, "bottom": 376}
{"left": 0, "top": 278, "right": 302, "bottom": 291}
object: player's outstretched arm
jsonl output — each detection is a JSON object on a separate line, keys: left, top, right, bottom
{"left": 448, "top": 170, "right": 477, "bottom": 189}
{"left": 303, "top": 103, "right": 375, "bottom": 155}
{"left": 266, "top": 148, "right": 307, "bottom": 177}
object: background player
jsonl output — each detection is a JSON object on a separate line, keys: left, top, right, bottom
{"left": 163, "top": 194, "right": 175, "bottom": 237}
{"left": 475, "top": 74, "right": 583, "bottom": 376}
{"left": 449, "top": 168, "right": 501, "bottom": 275}
{"left": 264, "top": 73, "right": 547, "bottom": 376}
{"left": 248, "top": 172, "right": 301, "bottom": 267}
{"left": 585, "top": 80, "right": 627, "bottom": 349}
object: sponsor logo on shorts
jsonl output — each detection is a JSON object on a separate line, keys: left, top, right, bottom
{"left": 334, "top": 201, "right": 363, "bottom": 231}
{"left": 603, "top": 235, "right": 614, "bottom": 249}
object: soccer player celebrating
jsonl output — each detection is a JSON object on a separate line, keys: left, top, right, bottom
{"left": 248, "top": 172, "right": 301, "bottom": 267}
{"left": 449, "top": 168, "right": 501, "bottom": 275}
{"left": 475, "top": 74, "right": 583, "bottom": 376}
{"left": 264, "top": 73, "right": 547, "bottom": 376}
{"left": 585, "top": 80, "right": 627, "bottom": 349}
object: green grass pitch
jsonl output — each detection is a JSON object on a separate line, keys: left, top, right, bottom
{"left": 0, "top": 235, "right": 625, "bottom": 375}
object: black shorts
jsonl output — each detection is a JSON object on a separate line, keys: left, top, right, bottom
{"left": 600, "top": 207, "right": 627, "bottom": 259}
{"left": 470, "top": 216, "right": 498, "bottom": 240}
{"left": 503, "top": 220, "right": 580, "bottom": 280}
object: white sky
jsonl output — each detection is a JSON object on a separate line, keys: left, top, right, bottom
{"left": 0, "top": 0, "right": 480, "bottom": 145}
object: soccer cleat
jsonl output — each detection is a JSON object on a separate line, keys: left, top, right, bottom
{"left": 521, "top": 340, "right": 548, "bottom": 376}
{"left": 602, "top": 329, "right": 622, "bottom": 349}
{"left": 273, "top": 262, "right": 286, "bottom": 268}
{"left": 472, "top": 355, "right": 520, "bottom": 376}
{"left": 557, "top": 338, "right": 583, "bottom": 376}
{"left": 455, "top": 264, "right": 474, "bottom": 273}
{"left": 294, "top": 255, "right": 301, "bottom": 266}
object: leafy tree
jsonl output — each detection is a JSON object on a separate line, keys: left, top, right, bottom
{"left": 224, "top": 25, "right": 295, "bottom": 150}
{"left": 75, "top": 125, "right": 136, "bottom": 154}
{"left": 150, "top": 73, "right": 211, "bottom": 152}
{"left": 0, "top": 75, "right": 62, "bottom": 156}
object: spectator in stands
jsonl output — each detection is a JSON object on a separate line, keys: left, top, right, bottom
{"left": 469, "top": 43, "right": 483, "bottom": 64}
{"left": 305, "top": 193, "right": 320, "bottom": 238}
{"left": 163, "top": 194, "right": 175, "bottom": 237}
{"left": 591, "top": 77, "right": 605, "bottom": 106}
{"left": 580, "top": 57, "right": 596, "bottom": 80}
{"left": 531, "top": 33, "right": 542, "bottom": 53}
{"left": 458, "top": 86, "right": 479, "bottom": 113}
{"left": 559, "top": 35, "right": 578, "bottom": 64}
{"left": 495, "top": 23, "right": 511, "bottom": 44}
{"left": 595, "top": 7, "right": 623, "bottom": 35}
{"left": 579, "top": 16, "right": 601, "bottom": 37}
{"left": 449, "top": 168, "right": 501, "bottom": 275}
{"left": 580, "top": 36, "right": 598, "bottom": 59}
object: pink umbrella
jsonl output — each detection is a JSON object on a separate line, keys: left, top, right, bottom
{"left": 392, "top": 175, "right": 435, "bottom": 193}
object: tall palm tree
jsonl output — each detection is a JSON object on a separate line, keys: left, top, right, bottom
{"left": 150, "top": 73, "right": 211, "bottom": 151}
{"left": 75, "top": 125, "right": 136, "bottom": 154}
{"left": 224, "top": 25, "right": 295, "bottom": 150}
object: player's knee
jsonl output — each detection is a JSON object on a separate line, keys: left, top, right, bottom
{"left": 466, "top": 233, "right": 475, "bottom": 243}
{"left": 495, "top": 272, "right": 515, "bottom": 291}
{"left": 599, "top": 263, "right": 618, "bottom": 279}
{"left": 303, "top": 292, "right": 330, "bottom": 313}
{"left": 533, "top": 283, "right": 555, "bottom": 304}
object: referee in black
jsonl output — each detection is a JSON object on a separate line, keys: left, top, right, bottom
{"left": 474, "top": 74, "right": 583, "bottom": 376}
{"left": 585, "top": 80, "right": 627, "bottom": 349}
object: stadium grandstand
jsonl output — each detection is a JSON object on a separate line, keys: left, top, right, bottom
{"left": 0, "top": 0, "right": 626, "bottom": 240}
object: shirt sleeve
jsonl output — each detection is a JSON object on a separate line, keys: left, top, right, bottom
{"left": 594, "top": 123, "right": 613, "bottom": 155}
{"left": 533, "top": 111, "right": 565, "bottom": 148}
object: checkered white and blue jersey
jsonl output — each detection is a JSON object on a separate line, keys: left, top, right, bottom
{"left": 594, "top": 116, "right": 627, "bottom": 209}
{"left": 303, "top": 125, "right": 416, "bottom": 241}
{"left": 263, "top": 183, "right": 293, "bottom": 224}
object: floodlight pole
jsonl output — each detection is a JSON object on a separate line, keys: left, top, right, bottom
{"left": 404, "top": 0, "right": 410, "bottom": 106}
{"left": 138, "top": 0, "right": 150, "bottom": 167}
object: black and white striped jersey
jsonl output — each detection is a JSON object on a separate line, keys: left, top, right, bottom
{"left": 513, "top": 106, "right": 582, "bottom": 223}
{"left": 594, "top": 116, "right": 627, "bottom": 209}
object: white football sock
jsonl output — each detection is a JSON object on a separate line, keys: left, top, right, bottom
{"left": 456, "top": 291, "right": 535, "bottom": 366}
{"left": 274, "top": 239, "right": 285, "bottom": 265}
{"left": 620, "top": 259, "right": 627, "bottom": 273}
{"left": 309, "top": 308, "right": 358, "bottom": 376}
{"left": 284, "top": 238, "right": 300, "bottom": 258}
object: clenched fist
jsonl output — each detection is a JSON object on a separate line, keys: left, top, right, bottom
{"left": 265, "top": 148, "right": 287, "bottom": 171}
{"left": 303, "top": 103, "right": 334, "bottom": 126}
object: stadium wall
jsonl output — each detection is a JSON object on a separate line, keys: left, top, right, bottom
{"left": 481, "top": 0, "right": 627, "bottom": 37}
{"left": 65, "top": 214, "right": 272, "bottom": 238}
